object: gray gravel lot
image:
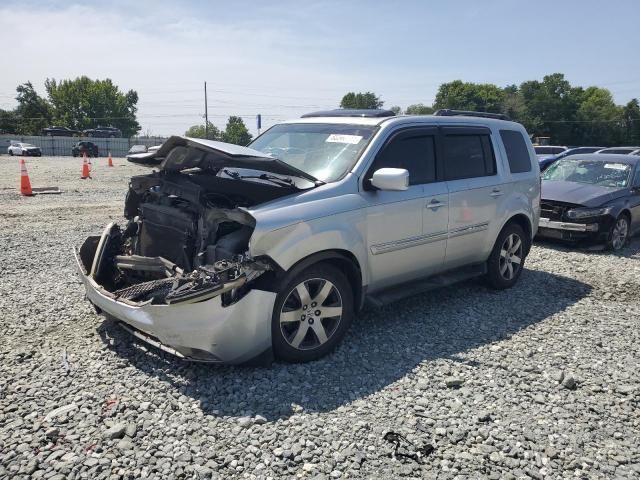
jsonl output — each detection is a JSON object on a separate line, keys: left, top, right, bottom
{"left": 1, "top": 155, "right": 639, "bottom": 479}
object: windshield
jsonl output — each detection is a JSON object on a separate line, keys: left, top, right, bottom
{"left": 542, "top": 158, "right": 632, "bottom": 188}
{"left": 248, "top": 123, "right": 376, "bottom": 182}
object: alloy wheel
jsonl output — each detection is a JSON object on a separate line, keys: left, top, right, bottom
{"left": 279, "top": 278, "right": 343, "bottom": 351}
{"left": 611, "top": 217, "right": 629, "bottom": 250}
{"left": 499, "top": 233, "right": 523, "bottom": 281}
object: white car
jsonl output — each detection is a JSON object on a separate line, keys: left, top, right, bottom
{"left": 8, "top": 142, "right": 42, "bottom": 157}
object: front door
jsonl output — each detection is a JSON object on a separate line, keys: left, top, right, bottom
{"left": 362, "top": 127, "right": 448, "bottom": 291}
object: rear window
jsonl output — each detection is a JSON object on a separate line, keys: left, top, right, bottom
{"left": 500, "top": 130, "right": 531, "bottom": 173}
{"left": 443, "top": 134, "right": 496, "bottom": 180}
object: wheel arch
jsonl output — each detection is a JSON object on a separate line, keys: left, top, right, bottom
{"left": 257, "top": 249, "right": 364, "bottom": 311}
{"left": 501, "top": 213, "right": 533, "bottom": 254}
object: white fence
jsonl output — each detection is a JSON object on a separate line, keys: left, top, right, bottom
{"left": 0, "top": 134, "right": 169, "bottom": 157}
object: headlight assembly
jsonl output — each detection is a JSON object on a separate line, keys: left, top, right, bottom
{"left": 566, "top": 207, "right": 611, "bottom": 219}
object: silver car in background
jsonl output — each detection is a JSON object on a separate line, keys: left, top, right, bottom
{"left": 75, "top": 109, "right": 540, "bottom": 364}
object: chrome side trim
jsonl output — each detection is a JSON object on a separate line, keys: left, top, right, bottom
{"left": 448, "top": 222, "right": 489, "bottom": 239}
{"left": 371, "top": 230, "right": 448, "bottom": 255}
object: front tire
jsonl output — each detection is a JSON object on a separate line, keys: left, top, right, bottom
{"left": 8, "top": 150, "right": 13, "bottom": 156}
{"left": 272, "top": 264, "right": 353, "bottom": 363}
{"left": 608, "top": 214, "right": 629, "bottom": 251}
{"left": 486, "top": 223, "right": 528, "bottom": 290}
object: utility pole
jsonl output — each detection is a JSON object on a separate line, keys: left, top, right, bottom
{"left": 204, "top": 81, "right": 209, "bottom": 138}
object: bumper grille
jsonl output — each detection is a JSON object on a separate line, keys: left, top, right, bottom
{"left": 113, "top": 278, "right": 175, "bottom": 301}
{"left": 540, "top": 200, "right": 581, "bottom": 221}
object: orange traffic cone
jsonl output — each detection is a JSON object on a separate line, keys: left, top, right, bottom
{"left": 20, "top": 159, "right": 33, "bottom": 196}
{"left": 81, "top": 153, "right": 91, "bottom": 179}
{"left": 108, "top": 151, "right": 113, "bottom": 167}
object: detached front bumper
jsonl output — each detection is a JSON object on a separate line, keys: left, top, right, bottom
{"left": 74, "top": 248, "right": 276, "bottom": 364}
{"left": 536, "top": 217, "right": 610, "bottom": 244}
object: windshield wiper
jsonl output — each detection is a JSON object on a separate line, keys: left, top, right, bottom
{"left": 223, "top": 169, "right": 297, "bottom": 188}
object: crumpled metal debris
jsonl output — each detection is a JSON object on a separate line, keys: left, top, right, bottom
{"left": 383, "top": 431, "right": 435, "bottom": 464}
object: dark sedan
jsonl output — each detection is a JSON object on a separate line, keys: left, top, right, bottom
{"left": 537, "top": 154, "right": 640, "bottom": 251}
{"left": 42, "top": 126, "right": 80, "bottom": 137}
{"left": 72, "top": 141, "right": 99, "bottom": 158}
{"left": 83, "top": 126, "right": 122, "bottom": 138}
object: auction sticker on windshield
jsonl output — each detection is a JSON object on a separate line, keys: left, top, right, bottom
{"left": 604, "top": 163, "right": 629, "bottom": 170}
{"left": 325, "top": 134, "right": 363, "bottom": 144}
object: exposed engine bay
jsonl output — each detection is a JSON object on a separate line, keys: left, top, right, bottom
{"left": 78, "top": 143, "right": 309, "bottom": 306}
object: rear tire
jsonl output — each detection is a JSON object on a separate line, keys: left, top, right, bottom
{"left": 8, "top": 151, "right": 13, "bottom": 156}
{"left": 272, "top": 264, "right": 353, "bottom": 363}
{"left": 485, "top": 222, "right": 528, "bottom": 290}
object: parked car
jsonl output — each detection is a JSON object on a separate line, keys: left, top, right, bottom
{"left": 537, "top": 154, "right": 640, "bottom": 250}
{"left": 72, "top": 141, "right": 99, "bottom": 158}
{"left": 538, "top": 146, "right": 605, "bottom": 171}
{"left": 595, "top": 147, "right": 640, "bottom": 155}
{"left": 75, "top": 109, "right": 540, "bottom": 364}
{"left": 8, "top": 142, "right": 42, "bottom": 156}
{"left": 42, "top": 126, "right": 80, "bottom": 136}
{"left": 534, "top": 145, "right": 567, "bottom": 159}
{"left": 83, "top": 126, "right": 123, "bottom": 138}
{"left": 127, "top": 145, "right": 148, "bottom": 155}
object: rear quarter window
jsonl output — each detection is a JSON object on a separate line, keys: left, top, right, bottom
{"left": 500, "top": 130, "right": 532, "bottom": 174}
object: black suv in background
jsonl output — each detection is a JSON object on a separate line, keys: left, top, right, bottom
{"left": 72, "top": 141, "right": 99, "bottom": 157}
{"left": 82, "top": 126, "right": 122, "bottom": 138}
{"left": 42, "top": 126, "right": 80, "bottom": 136}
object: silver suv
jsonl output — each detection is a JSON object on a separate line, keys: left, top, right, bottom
{"left": 76, "top": 109, "right": 540, "bottom": 364}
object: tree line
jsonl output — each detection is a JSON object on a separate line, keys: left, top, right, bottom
{"left": 340, "top": 74, "right": 640, "bottom": 146}
{"left": 0, "top": 77, "right": 141, "bottom": 138}
{"left": 184, "top": 118, "right": 253, "bottom": 146}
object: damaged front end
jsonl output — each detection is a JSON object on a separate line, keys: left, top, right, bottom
{"left": 74, "top": 136, "right": 310, "bottom": 363}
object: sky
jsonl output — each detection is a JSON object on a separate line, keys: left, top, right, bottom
{"left": 1, "top": 0, "right": 639, "bottom": 137}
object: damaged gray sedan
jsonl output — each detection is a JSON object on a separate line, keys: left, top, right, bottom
{"left": 76, "top": 110, "right": 539, "bottom": 364}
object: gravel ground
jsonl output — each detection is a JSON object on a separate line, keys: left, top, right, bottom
{"left": 1, "top": 155, "right": 639, "bottom": 480}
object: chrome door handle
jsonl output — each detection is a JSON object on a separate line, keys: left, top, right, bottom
{"left": 426, "top": 199, "right": 446, "bottom": 210}
{"left": 490, "top": 189, "right": 504, "bottom": 197}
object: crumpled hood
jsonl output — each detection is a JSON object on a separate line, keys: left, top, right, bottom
{"left": 127, "top": 136, "right": 318, "bottom": 182}
{"left": 542, "top": 180, "right": 628, "bottom": 207}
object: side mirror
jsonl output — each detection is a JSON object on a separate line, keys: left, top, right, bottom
{"left": 369, "top": 168, "right": 409, "bottom": 191}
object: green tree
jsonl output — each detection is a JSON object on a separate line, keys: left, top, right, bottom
{"left": 185, "top": 121, "right": 222, "bottom": 140}
{"left": 575, "top": 87, "right": 623, "bottom": 146}
{"left": 222, "top": 116, "right": 252, "bottom": 145}
{"left": 500, "top": 84, "right": 526, "bottom": 121}
{"left": 389, "top": 105, "right": 402, "bottom": 115}
{"left": 622, "top": 99, "right": 640, "bottom": 145}
{"left": 340, "top": 92, "right": 384, "bottom": 109}
{"left": 517, "top": 73, "right": 582, "bottom": 144}
{"left": 45, "top": 76, "right": 141, "bottom": 137}
{"left": 0, "top": 108, "right": 18, "bottom": 134}
{"left": 405, "top": 103, "right": 434, "bottom": 115}
{"left": 433, "top": 80, "right": 504, "bottom": 113}
{"left": 14, "top": 82, "right": 52, "bottom": 135}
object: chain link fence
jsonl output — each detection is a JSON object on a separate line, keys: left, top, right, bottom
{"left": 0, "top": 135, "right": 169, "bottom": 157}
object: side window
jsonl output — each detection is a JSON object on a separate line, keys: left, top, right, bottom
{"left": 500, "top": 129, "right": 532, "bottom": 173}
{"left": 372, "top": 131, "right": 436, "bottom": 185}
{"left": 633, "top": 167, "right": 640, "bottom": 187}
{"left": 443, "top": 134, "right": 496, "bottom": 180}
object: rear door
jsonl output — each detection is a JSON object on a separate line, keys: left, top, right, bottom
{"left": 441, "top": 126, "right": 502, "bottom": 269}
{"left": 363, "top": 127, "right": 448, "bottom": 291}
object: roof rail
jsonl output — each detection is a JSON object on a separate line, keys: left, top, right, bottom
{"left": 301, "top": 109, "right": 396, "bottom": 118}
{"left": 433, "top": 109, "right": 511, "bottom": 121}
